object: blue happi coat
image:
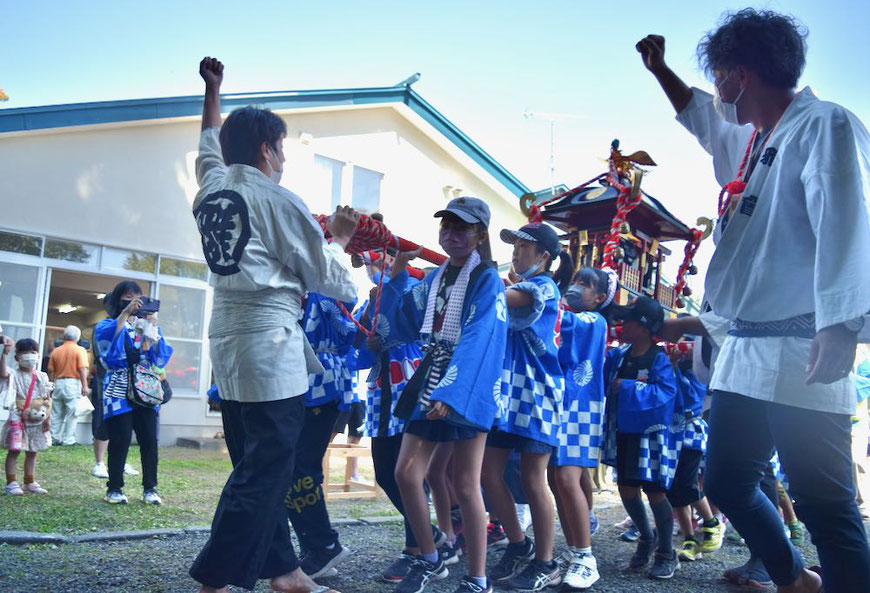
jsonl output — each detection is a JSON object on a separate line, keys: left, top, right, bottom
{"left": 554, "top": 310, "right": 608, "bottom": 467}
{"left": 377, "top": 265, "right": 507, "bottom": 431}
{"left": 497, "top": 275, "right": 564, "bottom": 447}
{"left": 348, "top": 288, "right": 424, "bottom": 438}
{"left": 674, "top": 365, "right": 708, "bottom": 453}
{"left": 301, "top": 293, "right": 358, "bottom": 409}
{"left": 602, "top": 344, "right": 680, "bottom": 489}
{"left": 95, "top": 318, "right": 173, "bottom": 419}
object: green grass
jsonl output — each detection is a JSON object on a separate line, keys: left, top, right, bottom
{"left": 1, "top": 445, "right": 396, "bottom": 535}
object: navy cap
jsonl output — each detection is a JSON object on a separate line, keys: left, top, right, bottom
{"left": 434, "top": 196, "right": 491, "bottom": 227}
{"left": 500, "top": 222, "right": 562, "bottom": 258}
{"left": 618, "top": 295, "right": 665, "bottom": 334}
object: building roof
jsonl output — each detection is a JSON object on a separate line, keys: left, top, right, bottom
{"left": 0, "top": 85, "right": 531, "bottom": 198}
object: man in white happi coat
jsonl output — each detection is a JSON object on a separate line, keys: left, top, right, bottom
{"left": 637, "top": 8, "right": 870, "bottom": 593}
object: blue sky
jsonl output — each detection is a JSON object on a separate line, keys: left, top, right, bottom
{"left": 3, "top": 0, "right": 868, "bottom": 282}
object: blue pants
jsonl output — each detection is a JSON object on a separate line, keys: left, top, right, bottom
{"left": 705, "top": 391, "right": 870, "bottom": 591}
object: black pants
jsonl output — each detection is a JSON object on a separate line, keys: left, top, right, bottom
{"left": 190, "top": 396, "right": 305, "bottom": 590}
{"left": 667, "top": 448, "right": 704, "bottom": 508}
{"left": 105, "top": 406, "right": 158, "bottom": 492}
{"left": 372, "top": 433, "right": 417, "bottom": 548}
{"left": 285, "top": 401, "right": 341, "bottom": 553}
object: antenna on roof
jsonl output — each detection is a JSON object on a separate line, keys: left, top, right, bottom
{"left": 396, "top": 73, "right": 421, "bottom": 87}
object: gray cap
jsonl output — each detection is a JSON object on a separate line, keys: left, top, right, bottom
{"left": 434, "top": 196, "right": 491, "bottom": 227}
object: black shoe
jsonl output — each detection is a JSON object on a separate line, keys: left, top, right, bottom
{"left": 507, "top": 559, "right": 562, "bottom": 592}
{"left": 439, "top": 541, "right": 462, "bottom": 566}
{"left": 629, "top": 538, "right": 655, "bottom": 571}
{"left": 381, "top": 552, "right": 416, "bottom": 583}
{"left": 396, "top": 556, "right": 449, "bottom": 593}
{"left": 300, "top": 542, "right": 351, "bottom": 579}
{"left": 648, "top": 550, "right": 680, "bottom": 580}
{"left": 452, "top": 575, "right": 493, "bottom": 593}
{"left": 489, "top": 537, "right": 535, "bottom": 583}
{"left": 433, "top": 524, "right": 448, "bottom": 548}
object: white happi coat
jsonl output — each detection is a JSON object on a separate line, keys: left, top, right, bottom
{"left": 194, "top": 128, "right": 356, "bottom": 403}
{"left": 677, "top": 87, "right": 870, "bottom": 415}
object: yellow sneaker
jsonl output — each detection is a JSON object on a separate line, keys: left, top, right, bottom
{"left": 700, "top": 520, "right": 724, "bottom": 553}
{"left": 678, "top": 539, "right": 702, "bottom": 562}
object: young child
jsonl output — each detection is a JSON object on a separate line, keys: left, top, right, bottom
{"left": 549, "top": 267, "right": 616, "bottom": 589}
{"left": 379, "top": 196, "right": 507, "bottom": 593}
{"left": 603, "top": 296, "right": 680, "bottom": 580}
{"left": 1, "top": 338, "right": 53, "bottom": 495}
{"left": 482, "top": 222, "right": 574, "bottom": 591}
{"left": 667, "top": 345, "right": 723, "bottom": 562}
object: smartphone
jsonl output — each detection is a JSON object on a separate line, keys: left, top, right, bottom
{"left": 136, "top": 296, "right": 161, "bottom": 317}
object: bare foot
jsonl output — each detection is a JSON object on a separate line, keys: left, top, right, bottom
{"left": 777, "top": 568, "right": 823, "bottom": 593}
{"left": 197, "top": 586, "right": 228, "bottom": 593}
{"left": 270, "top": 568, "right": 340, "bottom": 593}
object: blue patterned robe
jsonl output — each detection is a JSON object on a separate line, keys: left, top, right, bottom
{"left": 674, "top": 365, "right": 709, "bottom": 454}
{"left": 301, "top": 293, "right": 358, "bottom": 409}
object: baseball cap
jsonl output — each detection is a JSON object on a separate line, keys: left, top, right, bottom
{"left": 500, "top": 222, "right": 562, "bottom": 258}
{"left": 434, "top": 196, "right": 491, "bottom": 227}
{"left": 618, "top": 295, "right": 665, "bottom": 334}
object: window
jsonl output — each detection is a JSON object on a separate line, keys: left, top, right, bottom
{"left": 156, "top": 284, "right": 206, "bottom": 392}
{"left": 44, "top": 239, "right": 99, "bottom": 265}
{"left": 159, "top": 257, "right": 208, "bottom": 281}
{"left": 0, "top": 262, "right": 40, "bottom": 324}
{"left": 351, "top": 166, "right": 383, "bottom": 214}
{"left": 314, "top": 155, "right": 344, "bottom": 210}
{"left": 0, "top": 230, "right": 42, "bottom": 256}
{"left": 102, "top": 248, "right": 157, "bottom": 274}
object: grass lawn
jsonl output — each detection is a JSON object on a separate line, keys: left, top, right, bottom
{"left": 0, "top": 444, "right": 396, "bottom": 535}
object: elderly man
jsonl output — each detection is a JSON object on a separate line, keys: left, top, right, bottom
{"left": 48, "top": 325, "right": 90, "bottom": 445}
{"left": 637, "top": 8, "right": 870, "bottom": 593}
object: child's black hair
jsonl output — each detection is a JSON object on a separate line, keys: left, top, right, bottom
{"left": 534, "top": 244, "right": 574, "bottom": 293}
{"left": 219, "top": 106, "right": 288, "bottom": 167}
{"left": 15, "top": 338, "right": 39, "bottom": 354}
{"left": 576, "top": 266, "right": 622, "bottom": 322}
{"left": 103, "top": 280, "right": 144, "bottom": 318}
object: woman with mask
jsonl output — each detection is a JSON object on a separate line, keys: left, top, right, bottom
{"left": 376, "top": 197, "right": 507, "bottom": 593}
{"left": 482, "top": 222, "right": 573, "bottom": 591}
{"left": 94, "top": 281, "right": 172, "bottom": 506}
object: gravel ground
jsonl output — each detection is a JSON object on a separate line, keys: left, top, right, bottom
{"left": 3, "top": 499, "right": 862, "bottom": 593}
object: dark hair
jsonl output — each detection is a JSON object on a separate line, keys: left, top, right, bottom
{"left": 15, "top": 338, "right": 39, "bottom": 354}
{"left": 697, "top": 8, "right": 808, "bottom": 89}
{"left": 535, "top": 243, "right": 573, "bottom": 293}
{"left": 103, "top": 280, "right": 144, "bottom": 318}
{"left": 576, "top": 266, "right": 621, "bottom": 322}
{"left": 219, "top": 106, "right": 287, "bottom": 167}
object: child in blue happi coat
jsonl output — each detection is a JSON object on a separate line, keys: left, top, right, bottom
{"left": 379, "top": 197, "right": 507, "bottom": 593}
{"left": 603, "top": 295, "right": 680, "bottom": 579}
{"left": 548, "top": 267, "right": 618, "bottom": 589}
{"left": 482, "top": 222, "right": 574, "bottom": 591}
{"left": 667, "top": 344, "right": 724, "bottom": 562}
{"left": 284, "top": 291, "right": 357, "bottom": 578}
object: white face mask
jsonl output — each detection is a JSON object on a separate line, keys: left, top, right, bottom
{"left": 713, "top": 78, "right": 745, "bottom": 125}
{"left": 18, "top": 353, "right": 39, "bottom": 370}
{"left": 266, "top": 145, "right": 283, "bottom": 185}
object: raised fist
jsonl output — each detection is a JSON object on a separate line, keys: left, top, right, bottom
{"left": 635, "top": 35, "right": 667, "bottom": 74}
{"left": 199, "top": 57, "right": 224, "bottom": 89}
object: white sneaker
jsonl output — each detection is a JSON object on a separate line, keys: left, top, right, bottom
{"left": 104, "top": 490, "right": 128, "bottom": 504}
{"left": 91, "top": 462, "right": 109, "bottom": 478}
{"left": 124, "top": 464, "right": 140, "bottom": 476}
{"left": 5, "top": 481, "right": 24, "bottom": 496}
{"left": 563, "top": 554, "right": 600, "bottom": 589}
{"left": 23, "top": 482, "right": 48, "bottom": 494}
{"left": 556, "top": 548, "right": 574, "bottom": 571}
{"left": 516, "top": 503, "right": 532, "bottom": 532}
{"left": 143, "top": 489, "right": 162, "bottom": 505}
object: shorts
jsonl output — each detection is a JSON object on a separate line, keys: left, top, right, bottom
{"left": 404, "top": 419, "right": 482, "bottom": 442}
{"left": 667, "top": 448, "right": 704, "bottom": 507}
{"left": 333, "top": 401, "right": 365, "bottom": 437}
{"left": 90, "top": 378, "right": 109, "bottom": 441}
{"left": 486, "top": 429, "right": 554, "bottom": 455}
{"left": 615, "top": 433, "right": 666, "bottom": 492}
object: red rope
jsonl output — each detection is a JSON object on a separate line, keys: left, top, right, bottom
{"left": 672, "top": 228, "right": 705, "bottom": 308}
{"left": 600, "top": 167, "right": 642, "bottom": 269}
{"left": 315, "top": 213, "right": 447, "bottom": 265}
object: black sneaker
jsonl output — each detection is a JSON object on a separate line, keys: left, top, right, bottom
{"left": 648, "top": 550, "right": 680, "bottom": 580}
{"left": 507, "top": 559, "right": 562, "bottom": 592}
{"left": 453, "top": 575, "right": 493, "bottom": 593}
{"left": 300, "top": 542, "right": 351, "bottom": 579}
{"left": 439, "top": 541, "right": 462, "bottom": 566}
{"left": 629, "top": 538, "right": 655, "bottom": 570}
{"left": 433, "top": 525, "right": 448, "bottom": 549}
{"left": 396, "top": 556, "right": 449, "bottom": 593}
{"left": 381, "top": 552, "right": 416, "bottom": 583}
{"left": 489, "top": 537, "right": 535, "bottom": 583}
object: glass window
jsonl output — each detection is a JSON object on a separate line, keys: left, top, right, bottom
{"left": 163, "top": 339, "right": 201, "bottom": 392}
{"left": 103, "top": 248, "right": 157, "bottom": 274}
{"left": 157, "top": 285, "right": 204, "bottom": 340}
{"left": 0, "top": 262, "right": 40, "bottom": 324}
{"left": 44, "top": 239, "right": 98, "bottom": 265}
{"left": 159, "top": 257, "right": 208, "bottom": 281}
{"left": 0, "top": 230, "right": 42, "bottom": 256}
{"left": 314, "top": 155, "right": 344, "bottom": 210}
{"left": 351, "top": 165, "right": 382, "bottom": 214}
{"left": 1, "top": 324, "right": 40, "bottom": 371}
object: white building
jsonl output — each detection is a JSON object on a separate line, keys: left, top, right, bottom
{"left": 0, "top": 84, "right": 528, "bottom": 443}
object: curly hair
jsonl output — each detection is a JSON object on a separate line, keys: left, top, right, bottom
{"left": 697, "top": 8, "right": 808, "bottom": 89}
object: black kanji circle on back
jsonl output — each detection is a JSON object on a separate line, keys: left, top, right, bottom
{"left": 193, "top": 189, "right": 252, "bottom": 276}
